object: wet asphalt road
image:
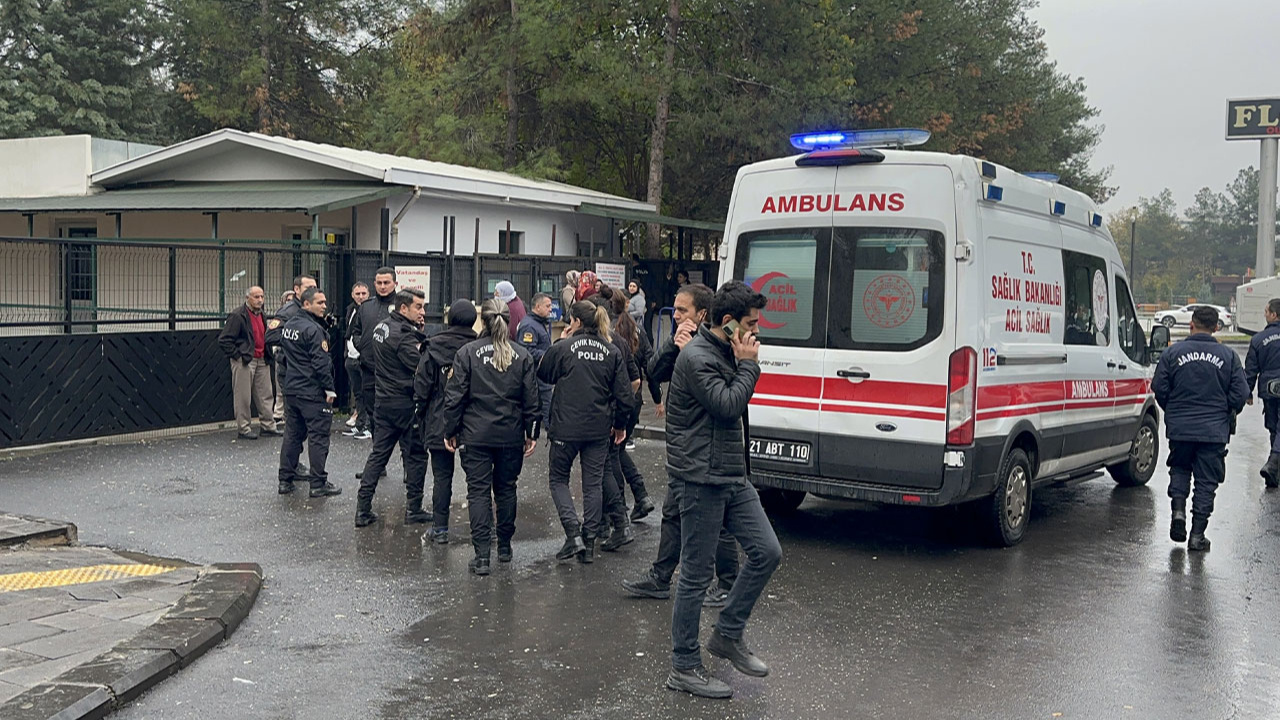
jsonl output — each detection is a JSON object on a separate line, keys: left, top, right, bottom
{"left": 3, "top": 410, "right": 1280, "bottom": 719}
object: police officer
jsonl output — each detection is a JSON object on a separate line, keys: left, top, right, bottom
{"left": 1153, "top": 305, "right": 1248, "bottom": 552}
{"left": 1245, "top": 298, "right": 1280, "bottom": 487}
{"left": 537, "top": 300, "right": 634, "bottom": 563}
{"left": 414, "top": 299, "right": 479, "bottom": 545}
{"left": 354, "top": 287, "right": 429, "bottom": 527}
{"left": 516, "top": 293, "right": 554, "bottom": 425}
{"left": 277, "top": 287, "right": 342, "bottom": 498}
{"left": 266, "top": 274, "right": 317, "bottom": 426}
{"left": 348, "top": 267, "right": 397, "bottom": 439}
{"left": 440, "top": 299, "right": 541, "bottom": 576}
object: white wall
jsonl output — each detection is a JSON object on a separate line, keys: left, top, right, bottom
{"left": 106, "top": 144, "right": 373, "bottom": 185}
{"left": 0, "top": 136, "right": 91, "bottom": 198}
{"left": 391, "top": 193, "right": 615, "bottom": 256}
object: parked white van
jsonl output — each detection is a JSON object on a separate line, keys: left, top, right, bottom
{"left": 721, "top": 129, "right": 1169, "bottom": 546}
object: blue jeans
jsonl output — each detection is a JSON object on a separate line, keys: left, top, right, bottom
{"left": 671, "top": 481, "right": 781, "bottom": 670}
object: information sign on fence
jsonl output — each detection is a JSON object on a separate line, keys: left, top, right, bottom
{"left": 594, "top": 262, "right": 626, "bottom": 289}
{"left": 395, "top": 266, "right": 432, "bottom": 298}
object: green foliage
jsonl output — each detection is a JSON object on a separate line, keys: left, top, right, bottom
{"left": 0, "top": 0, "right": 170, "bottom": 141}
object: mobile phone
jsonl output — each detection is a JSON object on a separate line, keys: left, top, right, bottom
{"left": 723, "top": 319, "right": 741, "bottom": 339}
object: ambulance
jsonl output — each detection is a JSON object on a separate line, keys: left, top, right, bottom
{"left": 723, "top": 129, "right": 1169, "bottom": 546}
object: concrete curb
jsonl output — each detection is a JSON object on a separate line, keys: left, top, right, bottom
{"left": 0, "top": 563, "right": 263, "bottom": 720}
{"left": 0, "top": 513, "right": 78, "bottom": 548}
{"left": 634, "top": 424, "right": 666, "bottom": 442}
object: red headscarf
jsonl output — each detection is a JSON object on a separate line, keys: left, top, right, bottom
{"left": 576, "top": 270, "right": 599, "bottom": 302}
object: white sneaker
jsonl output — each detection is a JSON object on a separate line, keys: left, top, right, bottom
{"left": 353, "top": 430, "right": 372, "bottom": 440}
{"left": 625, "top": 439, "right": 636, "bottom": 451}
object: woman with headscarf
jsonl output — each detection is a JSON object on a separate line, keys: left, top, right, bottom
{"left": 561, "top": 271, "right": 580, "bottom": 315}
{"left": 576, "top": 270, "right": 599, "bottom": 302}
{"left": 440, "top": 299, "right": 542, "bottom": 576}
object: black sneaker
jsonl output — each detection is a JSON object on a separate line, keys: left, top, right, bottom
{"left": 498, "top": 543, "right": 513, "bottom": 563}
{"left": 469, "top": 557, "right": 491, "bottom": 576}
{"left": 665, "top": 666, "right": 732, "bottom": 699}
{"left": 278, "top": 481, "right": 296, "bottom": 495}
{"left": 630, "top": 497, "right": 656, "bottom": 522}
{"left": 259, "top": 427, "right": 283, "bottom": 437}
{"left": 430, "top": 528, "right": 450, "bottom": 545}
{"left": 706, "top": 629, "right": 769, "bottom": 677}
{"left": 309, "top": 482, "right": 342, "bottom": 498}
{"left": 404, "top": 509, "right": 432, "bottom": 525}
{"left": 556, "top": 536, "right": 585, "bottom": 561}
{"left": 621, "top": 574, "right": 670, "bottom": 599}
{"left": 1188, "top": 533, "right": 1211, "bottom": 552}
{"left": 354, "top": 510, "right": 379, "bottom": 527}
{"left": 601, "top": 525, "right": 634, "bottom": 552}
{"left": 703, "top": 586, "right": 730, "bottom": 608}
{"left": 237, "top": 431, "right": 259, "bottom": 440}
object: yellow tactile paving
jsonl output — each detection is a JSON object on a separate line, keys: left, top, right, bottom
{"left": 0, "top": 563, "right": 175, "bottom": 593}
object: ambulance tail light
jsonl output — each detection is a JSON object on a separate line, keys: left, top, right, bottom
{"left": 946, "top": 347, "right": 977, "bottom": 446}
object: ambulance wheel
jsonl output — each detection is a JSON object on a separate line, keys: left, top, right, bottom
{"left": 1160, "top": 316, "right": 1176, "bottom": 328}
{"left": 1108, "top": 415, "right": 1159, "bottom": 487}
{"left": 759, "top": 488, "right": 806, "bottom": 515}
{"left": 981, "top": 448, "right": 1031, "bottom": 547}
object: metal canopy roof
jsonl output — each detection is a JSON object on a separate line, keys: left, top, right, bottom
{"left": 575, "top": 203, "right": 724, "bottom": 232}
{"left": 0, "top": 182, "right": 400, "bottom": 214}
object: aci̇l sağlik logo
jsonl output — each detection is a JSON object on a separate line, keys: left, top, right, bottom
{"left": 750, "top": 272, "right": 798, "bottom": 330}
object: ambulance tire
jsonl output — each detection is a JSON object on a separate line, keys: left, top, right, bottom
{"left": 980, "top": 448, "right": 1031, "bottom": 547}
{"left": 1108, "top": 414, "right": 1159, "bottom": 487}
{"left": 759, "top": 488, "right": 806, "bottom": 515}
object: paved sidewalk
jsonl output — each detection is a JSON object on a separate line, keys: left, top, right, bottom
{"left": 0, "top": 514, "right": 261, "bottom": 719}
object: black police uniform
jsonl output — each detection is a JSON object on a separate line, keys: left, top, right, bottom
{"left": 1153, "top": 332, "right": 1248, "bottom": 543}
{"left": 537, "top": 330, "right": 634, "bottom": 555}
{"left": 277, "top": 309, "right": 340, "bottom": 496}
{"left": 349, "top": 290, "right": 394, "bottom": 433}
{"left": 515, "top": 312, "right": 553, "bottom": 424}
{"left": 266, "top": 298, "right": 303, "bottom": 421}
{"left": 606, "top": 329, "right": 649, "bottom": 520}
{"left": 439, "top": 336, "right": 541, "bottom": 569}
{"left": 1245, "top": 319, "right": 1280, "bottom": 455}
{"left": 414, "top": 324, "right": 478, "bottom": 541}
{"left": 355, "top": 310, "right": 429, "bottom": 525}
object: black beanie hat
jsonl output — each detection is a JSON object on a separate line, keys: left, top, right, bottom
{"left": 447, "top": 299, "right": 478, "bottom": 328}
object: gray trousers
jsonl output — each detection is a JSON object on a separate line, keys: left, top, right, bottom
{"left": 272, "top": 354, "right": 287, "bottom": 421}
{"left": 231, "top": 357, "right": 276, "bottom": 433}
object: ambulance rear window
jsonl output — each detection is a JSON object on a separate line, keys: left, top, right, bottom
{"left": 829, "top": 228, "right": 945, "bottom": 351}
{"left": 736, "top": 228, "right": 829, "bottom": 348}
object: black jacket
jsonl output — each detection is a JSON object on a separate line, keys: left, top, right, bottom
{"left": 265, "top": 299, "right": 302, "bottom": 347}
{"left": 441, "top": 336, "right": 541, "bottom": 447}
{"left": 372, "top": 310, "right": 425, "bottom": 407}
{"left": 352, "top": 291, "right": 395, "bottom": 369}
{"left": 414, "top": 326, "right": 478, "bottom": 449}
{"left": 537, "top": 330, "right": 633, "bottom": 442}
{"left": 280, "top": 311, "right": 335, "bottom": 402}
{"left": 647, "top": 336, "right": 680, "bottom": 405}
{"left": 1154, "top": 333, "right": 1248, "bottom": 444}
{"left": 515, "top": 313, "right": 552, "bottom": 364}
{"left": 665, "top": 325, "right": 761, "bottom": 485}
{"left": 217, "top": 304, "right": 271, "bottom": 365}
{"left": 1246, "top": 320, "right": 1280, "bottom": 399}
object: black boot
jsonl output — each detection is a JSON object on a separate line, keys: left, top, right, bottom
{"left": 404, "top": 495, "right": 431, "bottom": 525}
{"left": 1170, "top": 498, "right": 1187, "bottom": 542}
{"left": 354, "top": 497, "right": 379, "bottom": 527}
{"left": 601, "top": 524, "right": 634, "bottom": 552}
{"left": 278, "top": 481, "right": 296, "bottom": 495}
{"left": 1188, "top": 516, "right": 1211, "bottom": 552}
{"left": 497, "top": 540, "right": 513, "bottom": 563}
{"left": 469, "top": 554, "right": 491, "bottom": 576}
{"left": 309, "top": 482, "right": 342, "bottom": 498}
{"left": 579, "top": 534, "right": 595, "bottom": 564}
{"left": 1263, "top": 454, "right": 1280, "bottom": 489}
{"left": 630, "top": 496, "right": 656, "bottom": 521}
{"left": 556, "top": 528, "right": 586, "bottom": 561}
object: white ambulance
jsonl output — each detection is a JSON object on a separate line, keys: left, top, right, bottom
{"left": 722, "top": 129, "right": 1169, "bottom": 546}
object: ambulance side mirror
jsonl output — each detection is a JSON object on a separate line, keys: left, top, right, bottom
{"left": 1147, "top": 325, "right": 1171, "bottom": 363}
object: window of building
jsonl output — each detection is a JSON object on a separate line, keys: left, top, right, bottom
{"left": 499, "top": 230, "right": 523, "bottom": 255}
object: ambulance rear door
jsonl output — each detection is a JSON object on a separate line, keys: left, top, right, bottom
{"left": 818, "top": 164, "right": 956, "bottom": 490}
{"left": 731, "top": 167, "right": 835, "bottom": 474}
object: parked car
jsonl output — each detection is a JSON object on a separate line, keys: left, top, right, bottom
{"left": 1154, "top": 304, "right": 1233, "bottom": 331}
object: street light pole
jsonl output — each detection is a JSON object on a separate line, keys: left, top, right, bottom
{"left": 1129, "top": 217, "right": 1137, "bottom": 296}
{"left": 1258, "top": 137, "right": 1278, "bottom": 280}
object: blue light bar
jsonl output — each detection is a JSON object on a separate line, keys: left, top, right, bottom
{"left": 1050, "top": 200, "right": 1066, "bottom": 216}
{"left": 790, "top": 128, "right": 931, "bottom": 151}
{"left": 1024, "top": 172, "right": 1061, "bottom": 183}
{"left": 984, "top": 184, "right": 1003, "bottom": 202}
